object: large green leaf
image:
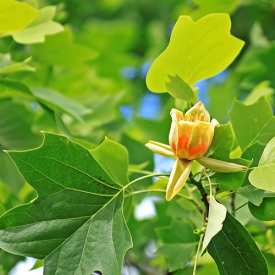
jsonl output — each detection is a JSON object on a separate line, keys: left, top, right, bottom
{"left": 0, "top": 133, "right": 132, "bottom": 275}
{"left": 12, "top": 6, "right": 63, "bottom": 44}
{"left": 0, "top": 0, "right": 38, "bottom": 33}
{"left": 249, "top": 137, "right": 275, "bottom": 193}
{"left": 208, "top": 212, "right": 268, "bottom": 275}
{"left": 229, "top": 97, "right": 275, "bottom": 151}
{"left": 155, "top": 219, "right": 198, "bottom": 271}
{"left": 146, "top": 14, "right": 244, "bottom": 92}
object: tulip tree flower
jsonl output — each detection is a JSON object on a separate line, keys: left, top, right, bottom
{"left": 146, "top": 102, "right": 246, "bottom": 201}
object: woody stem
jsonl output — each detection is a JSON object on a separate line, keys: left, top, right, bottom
{"left": 189, "top": 172, "right": 209, "bottom": 223}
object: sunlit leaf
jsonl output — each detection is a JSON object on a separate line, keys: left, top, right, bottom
{"left": 12, "top": 6, "right": 63, "bottom": 44}
{"left": 146, "top": 14, "right": 244, "bottom": 93}
{"left": 238, "top": 141, "right": 275, "bottom": 205}
{"left": 0, "top": 133, "right": 132, "bottom": 275}
{"left": 249, "top": 137, "right": 275, "bottom": 193}
{"left": 0, "top": 0, "right": 38, "bottom": 33}
{"left": 208, "top": 212, "right": 268, "bottom": 275}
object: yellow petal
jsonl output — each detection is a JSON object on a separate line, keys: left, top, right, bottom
{"left": 187, "top": 120, "right": 214, "bottom": 159}
{"left": 169, "top": 109, "right": 183, "bottom": 153}
{"left": 185, "top": 102, "right": 210, "bottom": 122}
{"left": 196, "top": 157, "right": 247, "bottom": 172}
{"left": 166, "top": 159, "right": 193, "bottom": 201}
{"left": 145, "top": 142, "right": 176, "bottom": 158}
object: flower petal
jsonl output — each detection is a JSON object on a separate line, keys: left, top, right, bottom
{"left": 169, "top": 109, "right": 183, "bottom": 153}
{"left": 145, "top": 142, "right": 176, "bottom": 158}
{"left": 196, "top": 157, "right": 247, "bottom": 172}
{"left": 176, "top": 120, "right": 195, "bottom": 159}
{"left": 147, "top": 140, "right": 173, "bottom": 152}
{"left": 187, "top": 120, "right": 214, "bottom": 159}
{"left": 166, "top": 159, "right": 193, "bottom": 201}
{"left": 185, "top": 101, "right": 210, "bottom": 122}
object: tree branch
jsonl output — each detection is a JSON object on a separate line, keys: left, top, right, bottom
{"left": 189, "top": 173, "right": 209, "bottom": 222}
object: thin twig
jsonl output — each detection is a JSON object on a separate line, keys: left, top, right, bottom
{"left": 230, "top": 192, "right": 236, "bottom": 216}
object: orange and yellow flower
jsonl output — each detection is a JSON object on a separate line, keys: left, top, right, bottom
{"left": 146, "top": 102, "right": 246, "bottom": 201}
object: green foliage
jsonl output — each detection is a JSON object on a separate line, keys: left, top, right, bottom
{"left": 146, "top": 14, "right": 244, "bottom": 92}
{"left": 208, "top": 212, "right": 268, "bottom": 275}
{"left": 12, "top": 6, "right": 63, "bottom": 44}
{"left": 204, "top": 123, "right": 251, "bottom": 191}
{"left": 0, "top": 133, "right": 132, "bottom": 275}
{"left": 249, "top": 197, "right": 275, "bottom": 221}
{"left": 229, "top": 97, "right": 275, "bottom": 151}
{"left": 165, "top": 74, "right": 194, "bottom": 101}
{"left": 0, "top": 0, "right": 39, "bottom": 33}
{"left": 0, "top": 1, "right": 275, "bottom": 274}
{"left": 156, "top": 219, "right": 199, "bottom": 271}
{"left": 249, "top": 137, "right": 275, "bottom": 192}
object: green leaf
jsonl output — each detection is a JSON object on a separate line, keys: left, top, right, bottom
{"left": 90, "top": 137, "right": 129, "bottom": 187}
{"left": 12, "top": 6, "right": 63, "bottom": 44}
{"left": 32, "top": 88, "right": 91, "bottom": 123}
{"left": 146, "top": 14, "right": 244, "bottom": 93}
{"left": 229, "top": 96, "right": 275, "bottom": 151}
{"left": 202, "top": 196, "right": 227, "bottom": 253}
{"left": 238, "top": 142, "right": 275, "bottom": 205}
{"left": 165, "top": 74, "right": 194, "bottom": 100}
{"left": 208, "top": 212, "right": 268, "bottom": 275}
{"left": 155, "top": 219, "right": 198, "bottom": 271}
{"left": 0, "top": 133, "right": 132, "bottom": 275}
{"left": 204, "top": 123, "right": 251, "bottom": 191}
{"left": 0, "top": 54, "right": 35, "bottom": 74}
{"left": 30, "top": 259, "right": 43, "bottom": 270}
{"left": 190, "top": 0, "right": 240, "bottom": 20}
{"left": 243, "top": 81, "right": 273, "bottom": 106}
{"left": 249, "top": 197, "right": 275, "bottom": 221}
{"left": 0, "top": 0, "right": 39, "bottom": 33}
{"left": 31, "top": 26, "right": 98, "bottom": 68}
{"left": 249, "top": 137, "right": 275, "bottom": 193}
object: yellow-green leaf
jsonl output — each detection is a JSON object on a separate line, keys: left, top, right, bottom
{"left": 0, "top": 0, "right": 39, "bottom": 33}
{"left": 12, "top": 6, "right": 63, "bottom": 44}
{"left": 146, "top": 14, "right": 244, "bottom": 93}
